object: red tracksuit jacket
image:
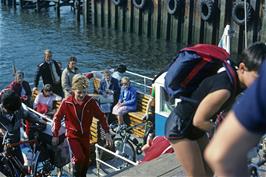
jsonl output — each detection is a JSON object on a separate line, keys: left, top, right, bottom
{"left": 52, "top": 95, "right": 109, "bottom": 138}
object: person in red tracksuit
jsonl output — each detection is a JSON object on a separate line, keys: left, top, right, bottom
{"left": 51, "top": 74, "right": 112, "bottom": 177}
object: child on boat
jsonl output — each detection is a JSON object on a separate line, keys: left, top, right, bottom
{"left": 51, "top": 74, "right": 112, "bottom": 177}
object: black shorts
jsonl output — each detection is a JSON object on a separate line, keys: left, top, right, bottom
{"left": 165, "top": 109, "right": 205, "bottom": 141}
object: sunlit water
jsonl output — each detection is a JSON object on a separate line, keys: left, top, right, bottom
{"left": 0, "top": 5, "right": 179, "bottom": 89}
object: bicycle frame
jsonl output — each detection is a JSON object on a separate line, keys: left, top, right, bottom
{"left": 95, "top": 143, "right": 138, "bottom": 176}
{"left": 118, "top": 120, "right": 153, "bottom": 151}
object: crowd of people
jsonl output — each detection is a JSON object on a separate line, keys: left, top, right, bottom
{"left": 0, "top": 48, "right": 137, "bottom": 176}
{"left": 0, "top": 42, "right": 265, "bottom": 177}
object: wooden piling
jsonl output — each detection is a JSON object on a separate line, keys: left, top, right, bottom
{"left": 261, "top": 0, "right": 266, "bottom": 42}
{"left": 56, "top": 0, "right": 60, "bottom": 18}
{"left": 84, "top": 0, "right": 92, "bottom": 25}
{"left": 150, "top": 0, "right": 160, "bottom": 39}
{"left": 2, "top": 0, "right": 265, "bottom": 54}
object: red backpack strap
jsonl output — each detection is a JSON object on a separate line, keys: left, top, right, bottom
{"left": 223, "top": 61, "right": 238, "bottom": 97}
{"left": 180, "top": 60, "right": 208, "bottom": 87}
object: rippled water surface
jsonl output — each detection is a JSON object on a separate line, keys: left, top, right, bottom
{"left": 0, "top": 5, "right": 179, "bottom": 89}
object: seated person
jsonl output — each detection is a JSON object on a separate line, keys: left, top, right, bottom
{"left": 111, "top": 64, "right": 127, "bottom": 82}
{"left": 139, "top": 136, "right": 174, "bottom": 163}
{"left": 3, "top": 71, "right": 31, "bottom": 106}
{"left": 33, "top": 84, "right": 60, "bottom": 115}
{"left": 98, "top": 70, "right": 120, "bottom": 113}
{"left": 112, "top": 77, "right": 137, "bottom": 126}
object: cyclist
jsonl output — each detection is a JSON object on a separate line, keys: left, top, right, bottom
{"left": 52, "top": 74, "right": 112, "bottom": 177}
{"left": 0, "top": 90, "right": 46, "bottom": 175}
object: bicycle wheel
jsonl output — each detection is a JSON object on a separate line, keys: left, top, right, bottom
{"left": 32, "top": 150, "right": 55, "bottom": 177}
{"left": 1, "top": 160, "right": 17, "bottom": 177}
{"left": 99, "top": 138, "right": 136, "bottom": 174}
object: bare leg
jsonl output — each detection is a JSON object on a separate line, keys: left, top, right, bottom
{"left": 117, "top": 115, "right": 124, "bottom": 124}
{"left": 171, "top": 138, "right": 207, "bottom": 177}
{"left": 197, "top": 134, "right": 213, "bottom": 177}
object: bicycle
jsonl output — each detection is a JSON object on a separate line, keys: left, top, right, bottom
{"left": 248, "top": 135, "right": 266, "bottom": 177}
{"left": 0, "top": 123, "right": 63, "bottom": 177}
{"left": 99, "top": 119, "right": 153, "bottom": 174}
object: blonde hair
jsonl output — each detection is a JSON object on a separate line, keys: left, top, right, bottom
{"left": 72, "top": 74, "right": 88, "bottom": 90}
{"left": 121, "top": 76, "right": 130, "bottom": 84}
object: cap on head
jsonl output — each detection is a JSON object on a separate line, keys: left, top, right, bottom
{"left": 1, "top": 90, "right": 21, "bottom": 112}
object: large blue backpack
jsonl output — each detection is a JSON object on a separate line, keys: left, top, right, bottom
{"left": 164, "top": 44, "right": 238, "bottom": 99}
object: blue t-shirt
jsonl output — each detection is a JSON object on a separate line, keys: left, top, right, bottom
{"left": 233, "top": 62, "right": 266, "bottom": 134}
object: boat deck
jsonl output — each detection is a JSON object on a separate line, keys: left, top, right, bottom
{"left": 106, "top": 153, "right": 185, "bottom": 177}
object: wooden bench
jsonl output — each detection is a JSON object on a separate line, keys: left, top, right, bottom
{"left": 92, "top": 78, "right": 151, "bottom": 138}
{"left": 93, "top": 77, "right": 101, "bottom": 94}
{"left": 128, "top": 91, "right": 151, "bottom": 138}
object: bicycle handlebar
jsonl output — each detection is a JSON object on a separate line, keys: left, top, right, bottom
{"left": 124, "top": 120, "right": 153, "bottom": 132}
{"left": 5, "top": 139, "right": 37, "bottom": 148}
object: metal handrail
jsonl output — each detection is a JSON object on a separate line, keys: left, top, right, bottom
{"left": 126, "top": 71, "right": 153, "bottom": 81}
{"left": 126, "top": 70, "right": 153, "bottom": 93}
{"left": 22, "top": 103, "right": 53, "bottom": 122}
{"left": 95, "top": 143, "right": 138, "bottom": 177}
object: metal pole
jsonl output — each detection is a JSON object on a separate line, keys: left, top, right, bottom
{"left": 244, "top": 0, "right": 247, "bottom": 49}
{"left": 144, "top": 78, "right": 147, "bottom": 93}
{"left": 95, "top": 145, "right": 100, "bottom": 177}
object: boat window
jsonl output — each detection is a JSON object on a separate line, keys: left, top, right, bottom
{"left": 159, "top": 87, "right": 175, "bottom": 114}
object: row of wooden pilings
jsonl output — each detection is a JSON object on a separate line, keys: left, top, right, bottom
{"left": 2, "top": 0, "right": 266, "bottom": 54}
{"left": 90, "top": 0, "right": 266, "bottom": 54}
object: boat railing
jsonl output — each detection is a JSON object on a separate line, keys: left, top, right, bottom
{"left": 125, "top": 70, "right": 153, "bottom": 94}
{"left": 22, "top": 103, "right": 53, "bottom": 123}
{"left": 95, "top": 143, "right": 138, "bottom": 176}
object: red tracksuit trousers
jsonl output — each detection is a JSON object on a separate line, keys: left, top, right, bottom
{"left": 68, "top": 137, "right": 91, "bottom": 177}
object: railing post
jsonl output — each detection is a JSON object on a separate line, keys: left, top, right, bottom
{"left": 95, "top": 145, "right": 100, "bottom": 177}
{"left": 144, "top": 78, "right": 147, "bottom": 93}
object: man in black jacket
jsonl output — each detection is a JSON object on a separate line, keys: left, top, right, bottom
{"left": 33, "top": 49, "right": 63, "bottom": 97}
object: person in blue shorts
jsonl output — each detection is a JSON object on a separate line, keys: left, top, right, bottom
{"left": 205, "top": 60, "right": 266, "bottom": 177}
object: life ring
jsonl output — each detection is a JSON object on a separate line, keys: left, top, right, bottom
{"left": 167, "top": 0, "right": 182, "bottom": 15}
{"left": 133, "top": 0, "right": 146, "bottom": 9}
{"left": 112, "top": 0, "right": 126, "bottom": 6}
{"left": 232, "top": 1, "right": 253, "bottom": 25}
{"left": 200, "top": 0, "right": 215, "bottom": 22}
